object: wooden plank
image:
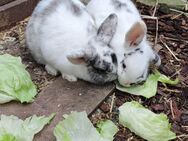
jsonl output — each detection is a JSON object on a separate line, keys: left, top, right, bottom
{"left": 0, "top": 0, "right": 15, "bottom": 6}
{"left": 0, "top": 0, "right": 39, "bottom": 30}
{"left": 0, "top": 77, "right": 115, "bottom": 141}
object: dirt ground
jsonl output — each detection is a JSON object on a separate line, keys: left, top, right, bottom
{"left": 0, "top": 2, "right": 188, "bottom": 141}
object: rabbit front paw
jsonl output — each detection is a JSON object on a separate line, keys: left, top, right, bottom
{"left": 45, "top": 64, "right": 58, "bottom": 76}
{"left": 62, "top": 73, "right": 77, "bottom": 82}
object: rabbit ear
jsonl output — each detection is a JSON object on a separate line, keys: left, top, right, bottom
{"left": 67, "top": 50, "right": 86, "bottom": 65}
{"left": 125, "top": 21, "right": 147, "bottom": 47}
{"left": 97, "top": 13, "right": 118, "bottom": 45}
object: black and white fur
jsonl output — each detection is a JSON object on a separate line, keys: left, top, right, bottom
{"left": 86, "top": 0, "right": 161, "bottom": 86}
{"left": 26, "top": 0, "right": 118, "bottom": 84}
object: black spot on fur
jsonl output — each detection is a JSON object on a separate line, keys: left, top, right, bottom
{"left": 121, "top": 60, "right": 126, "bottom": 69}
{"left": 111, "top": 53, "right": 117, "bottom": 64}
{"left": 87, "top": 66, "right": 117, "bottom": 84}
{"left": 112, "top": 0, "right": 127, "bottom": 9}
{"left": 111, "top": 0, "right": 131, "bottom": 12}
{"left": 128, "top": 52, "right": 133, "bottom": 56}
{"left": 84, "top": 48, "right": 117, "bottom": 84}
{"left": 87, "top": 55, "right": 112, "bottom": 73}
{"left": 152, "top": 54, "right": 160, "bottom": 64}
{"left": 140, "top": 50, "right": 144, "bottom": 54}
{"left": 137, "top": 73, "right": 144, "bottom": 79}
{"left": 136, "top": 69, "right": 149, "bottom": 82}
{"left": 135, "top": 48, "right": 140, "bottom": 52}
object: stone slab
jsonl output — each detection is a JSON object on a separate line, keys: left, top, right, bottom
{"left": 0, "top": 77, "right": 115, "bottom": 141}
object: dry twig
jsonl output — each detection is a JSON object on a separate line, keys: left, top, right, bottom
{"left": 110, "top": 93, "right": 116, "bottom": 113}
{"left": 159, "top": 37, "right": 181, "bottom": 62}
{"left": 169, "top": 100, "right": 175, "bottom": 119}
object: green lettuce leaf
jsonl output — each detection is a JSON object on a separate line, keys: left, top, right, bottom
{"left": 0, "top": 114, "right": 55, "bottom": 141}
{"left": 155, "top": 71, "right": 179, "bottom": 85}
{"left": 97, "top": 120, "right": 118, "bottom": 140}
{"left": 0, "top": 54, "right": 37, "bottom": 103}
{"left": 54, "top": 111, "right": 118, "bottom": 141}
{"left": 119, "top": 101, "right": 176, "bottom": 141}
{"left": 116, "top": 70, "right": 179, "bottom": 98}
{"left": 0, "top": 134, "right": 17, "bottom": 141}
{"left": 116, "top": 74, "right": 159, "bottom": 98}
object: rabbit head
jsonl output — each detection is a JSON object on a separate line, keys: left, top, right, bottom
{"left": 118, "top": 21, "right": 161, "bottom": 86}
{"left": 67, "top": 14, "right": 118, "bottom": 84}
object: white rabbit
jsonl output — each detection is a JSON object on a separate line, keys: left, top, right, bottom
{"left": 26, "top": 0, "right": 119, "bottom": 84}
{"left": 86, "top": 0, "right": 161, "bottom": 86}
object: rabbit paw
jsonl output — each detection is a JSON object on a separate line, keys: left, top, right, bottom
{"left": 62, "top": 74, "right": 77, "bottom": 82}
{"left": 45, "top": 64, "right": 58, "bottom": 76}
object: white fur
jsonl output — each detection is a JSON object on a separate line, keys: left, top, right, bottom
{"left": 86, "top": 0, "right": 161, "bottom": 86}
{"left": 26, "top": 0, "right": 118, "bottom": 84}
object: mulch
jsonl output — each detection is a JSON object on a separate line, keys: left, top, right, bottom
{"left": 91, "top": 2, "right": 188, "bottom": 141}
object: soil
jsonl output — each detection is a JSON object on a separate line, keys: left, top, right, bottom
{"left": 0, "top": 2, "right": 187, "bottom": 141}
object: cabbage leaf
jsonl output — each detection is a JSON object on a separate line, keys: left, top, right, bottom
{"left": 116, "top": 70, "right": 179, "bottom": 98}
{"left": 0, "top": 54, "right": 37, "bottom": 103}
{"left": 119, "top": 101, "right": 176, "bottom": 141}
{"left": 54, "top": 111, "right": 118, "bottom": 141}
{"left": 0, "top": 114, "right": 55, "bottom": 141}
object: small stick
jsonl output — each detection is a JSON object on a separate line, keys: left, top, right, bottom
{"left": 154, "top": 18, "right": 158, "bottom": 46}
{"left": 142, "top": 4, "right": 159, "bottom": 47}
{"left": 171, "top": 68, "right": 182, "bottom": 78}
{"left": 170, "top": 100, "right": 175, "bottom": 119}
{"left": 162, "top": 36, "right": 188, "bottom": 43}
{"left": 163, "top": 88, "right": 182, "bottom": 93}
{"left": 152, "top": 0, "right": 158, "bottom": 17}
{"left": 141, "top": 15, "right": 158, "bottom": 46}
{"left": 141, "top": 15, "right": 158, "bottom": 20}
{"left": 171, "top": 13, "right": 183, "bottom": 20}
{"left": 177, "top": 134, "right": 188, "bottom": 138}
{"left": 159, "top": 37, "right": 181, "bottom": 62}
{"left": 170, "top": 8, "right": 188, "bottom": 16}
{"left": 110, "top": 93, "right": 116, "bottom": 113}
{"left": 177, "top": 137, "right": 183, "bottom": 141}
{"left": 158, "top": 14, "right": 174, "bottom": 19}
{"left": 182, "top": 126, "right": 188, "bottom": 128}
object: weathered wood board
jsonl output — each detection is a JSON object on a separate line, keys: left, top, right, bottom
{"left": 0, "top": 0, "right": 39, "bottom": 30}
{"left": 0, "top": 0, "right": 91, "bottom": 30}
{"left": 0, "top": 0, "right": 15, "bottom": 6}
{"left": 0, "top": 77, "right": 115, "bottom": 141}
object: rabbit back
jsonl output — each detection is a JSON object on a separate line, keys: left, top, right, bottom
{"left": 26, "top": 0, "right": 95, "bottom": 66}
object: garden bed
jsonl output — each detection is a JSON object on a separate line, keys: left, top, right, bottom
{"left": 0, "top": 1, "right": 188, "bottom": 141}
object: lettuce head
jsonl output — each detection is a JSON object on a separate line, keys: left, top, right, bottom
{"left": 0, "top": 54, "right": 37, "bottom": 103}
{"left": 54, "top": 111, "right": 118, "bottom": 141}
{"left": 119, "top": 101, "right": 176, "bottom": 141}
